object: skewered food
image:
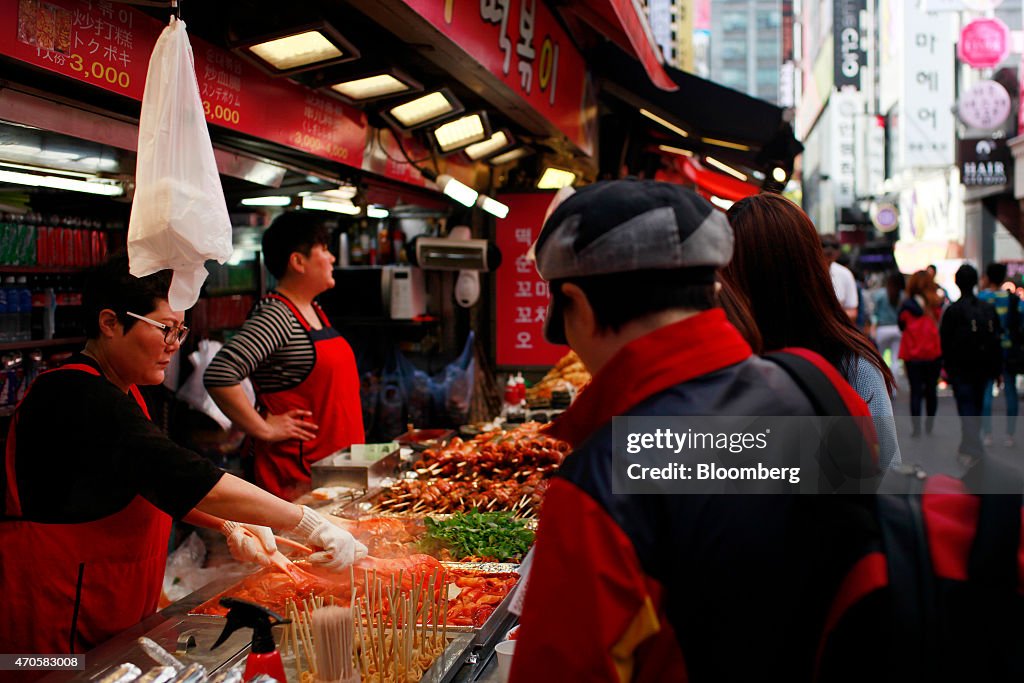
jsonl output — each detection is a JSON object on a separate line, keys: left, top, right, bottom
{"left": 525, "top": 351, "right": 590, "bottom": 404}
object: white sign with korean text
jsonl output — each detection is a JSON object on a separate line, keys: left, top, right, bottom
{"left": 831, "top": 88, "right": 860, "bottom": 208}
{"left": 923, "top": 0, "right": 1004, "bottom": 10}
{"left": 900, "top": 6, "right": 956, "bottom": 168}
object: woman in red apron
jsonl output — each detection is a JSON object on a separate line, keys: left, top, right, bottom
{"left": 0, "top": 257, "right": 364, "bottom": 661}
{"left": 0, "top": 365, "right": 171, "bottom": 656}
{"left": 252, "top": 292, "right": 364, "bottom": 499}
{"left": 206, "top": 213, "right": 364, "bottom": 500}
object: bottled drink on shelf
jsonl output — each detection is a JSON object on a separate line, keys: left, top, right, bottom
{"left": 16, "top": 276, "right": 31, "bottom": 342}
{"left": 65, "top": 277, "right": 83, "bottom": 337}
{"left": 30, "top": 277, "right": 46, "bottom": 341}
{"left": 377, "top": 221, "right": 392, "bottom": 264}
{"left": 0, "top": 278, "right": 9, "bottom": 343}
{"left": 53, "top": 276, "right": 68, "bottom": 338}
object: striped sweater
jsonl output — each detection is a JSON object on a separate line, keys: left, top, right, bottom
{"left": 203, "top": 293, "right": 317, "bottom": 394}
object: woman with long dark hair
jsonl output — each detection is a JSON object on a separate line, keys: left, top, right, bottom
{"left": 722, "top": 193, "right": 901, "bottom": 469}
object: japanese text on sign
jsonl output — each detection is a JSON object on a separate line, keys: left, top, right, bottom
{"left": 17, "top": 0, "right": 135, "bottom": 91}
{"left": 7, "top": 0, "right": 368, "bottom": 168}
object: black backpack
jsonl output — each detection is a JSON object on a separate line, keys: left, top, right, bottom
{"left": 942, "top": 296, "right": 1003, "bottom": 378}
{"left": 1006, "top": 296, "right": 1024, "bottom": 375}
{"left": 767, "top": 351, "right": 1024, "bottom": 681}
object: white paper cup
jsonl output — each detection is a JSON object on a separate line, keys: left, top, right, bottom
{"left": 494, "top": 640, "right": 517, "bottom": 683}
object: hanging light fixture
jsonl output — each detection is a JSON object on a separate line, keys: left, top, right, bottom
{"left": 327, "top": 69, "right": 422, "bottom": 104}
{"left": 487, "top": 146, "right": 532, "bottom": 166}
{"left": 431, "top": 112, "right": 491, "bottom": 154}
{"left": 477, "top": 194, "right": 510, "bottom": 218}
{"left": 383, "top": 89, "right": 463, "bottom": 129}
{"left": 235, "top": 22, "right": 359, "bottom": 76}
{"left": 464, "top": 129, "right": 516, "bottom": 161}
{"left": 537, "top": 167, "right": 576, "bottom": 190}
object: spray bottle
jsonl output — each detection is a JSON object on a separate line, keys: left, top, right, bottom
{"left": 211, "top": 597, "right": 290, "bottom": 682}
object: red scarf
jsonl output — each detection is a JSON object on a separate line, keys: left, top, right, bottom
{"left": 545, "top": 309, "right": 753, "bottom": 447}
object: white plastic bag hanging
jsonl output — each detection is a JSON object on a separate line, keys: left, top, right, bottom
{"left": 128, "top": 17, "right": 232, "bottom": 311}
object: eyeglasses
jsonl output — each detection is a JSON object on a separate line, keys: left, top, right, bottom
{"left": 126, "top": 311, "right": 190, "bottom": 345}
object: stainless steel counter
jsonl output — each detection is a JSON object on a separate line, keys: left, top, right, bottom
{"left": 39, "top": 569, "right": 512, "bottom": 683}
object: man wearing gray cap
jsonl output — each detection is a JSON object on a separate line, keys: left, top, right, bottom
{"left": 509, "top": 180, "right": 876, "bottom": 682}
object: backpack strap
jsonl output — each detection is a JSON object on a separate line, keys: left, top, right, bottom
{"left": 961, "top": 459, "right": 1023, "bottom": 590}
{"left": 765, "top": 350, "right": 857, "bottom": 417}
{"left": 764, "top": 350, "right": 880, "bottom": 493}
{"left": 876, "top": 470, "right": 938, "bottom": 679}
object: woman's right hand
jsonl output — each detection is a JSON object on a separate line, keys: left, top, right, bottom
{"left": 261, "top": 409, "right": 319, "bottom": 441}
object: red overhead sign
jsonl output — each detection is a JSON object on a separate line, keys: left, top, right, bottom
{"left": 399, "top": 0, "right": 595, "bottom": 157}
{"left": 494, "top": 192, "right": 567, "bottom": 368}
{"left": 3, "top": 0, "right": 367, "bottom": 168}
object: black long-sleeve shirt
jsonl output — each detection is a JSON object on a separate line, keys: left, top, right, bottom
{"left": 3, "top": 354, "right": 224, "bottom": 523}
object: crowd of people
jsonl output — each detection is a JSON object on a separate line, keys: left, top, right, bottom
{"left": 511, "top": 180, "right": 1024, "bottom": 681}
{"left": 849, "top": 258, "right": 1023, "bottom": 462}
{"left": 4, "top": 178, "right": 1024, "bottom": 679}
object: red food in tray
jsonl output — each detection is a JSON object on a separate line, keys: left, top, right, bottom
{"left": 190, "top": 555, "right": 518, "bottom": 628}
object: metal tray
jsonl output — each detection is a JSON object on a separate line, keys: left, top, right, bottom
{"left": 311, "top": 444, "right": 401, "bottom": 490}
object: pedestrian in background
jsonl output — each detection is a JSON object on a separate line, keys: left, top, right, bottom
{"left": 821, "top": 235, "right": 859, "bottom": 323}
{"left": 898, "top": 271, "right": 943, "bottom": 437}
{"left": 872, "top": 271, "right": 905, "bottom": 370}
{"left": 978, "top": 262, "right": 1022, "bottom": 447}
{"left": 939, "top": 264, "right": 1003, "bottom": 464}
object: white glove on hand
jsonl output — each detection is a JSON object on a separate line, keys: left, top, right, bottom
{"left": 290, "top": 506, "right": 367, "bottom": 571}
{"left": 221, "top": 521, "right": 277, "bottom": 566}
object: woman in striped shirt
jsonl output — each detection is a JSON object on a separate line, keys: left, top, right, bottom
{"left": 205, "top": 213, "right": 364, "bottom": 500}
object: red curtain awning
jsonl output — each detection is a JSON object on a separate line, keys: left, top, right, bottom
{"left": 564, "top": 0, "right": 677, "bottom": 92}
{"left": 678, "top": 157, "right": 761, "bottom": 202}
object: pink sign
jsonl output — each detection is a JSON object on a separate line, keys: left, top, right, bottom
{"left": 494, "top": 193, "right": 567, "bottom": 368}
{"left": 958, "top": 17, "right": 1010, "bottom": 69}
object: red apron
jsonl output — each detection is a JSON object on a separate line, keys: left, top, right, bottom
{"left": 253, "top": 294, "right": 364, "bottom": 500}
{"left": 0, "top": 364, "right": 172, "bottom": 656}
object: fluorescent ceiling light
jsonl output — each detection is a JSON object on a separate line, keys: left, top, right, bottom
{"left": 658, "top": 144, "right": 693, "bottom": 157}
{"left": 705, "top": 156, "right": 748, "bottom": 181}
{"left": 367, "top": 206, "right": 389, "bottom": 218}
{"left": 77, "top": 156, "right": 119, "bottom": 171}
{"left": 435, "top": 174, "right": 478, "bottom": 207}
{"left": 0, "top": 161, "right": 93, "bottom": 179}
{"left": 331, "top": 74, "right": 413, "bottom": 101}
{"left": 488, "top": 147, "right": 531, "bottom": 165}
{"left": 0, "top": 169, "right": 122, "bottom": 196}
{"left": 241, "top": 196, "right": 291, "bottom": 207}
{"left": 433, "top": 113, "right": 488, "bottom": 153}
{"left": 640, "top": 108, "right": 689, "bottom": 138}
{"left": 302, "top": 195, "right": 360, "bottom": 214}
{"left": 709, "top": 195, "right": 735, "bottom": 211}
{"left": 478, "top": 195, "right": 509, "bottom": 219}
{"left": 323, "top": 185, "right": 358, "bottom": 200}
{"left": 388, "top": 91, "right": 457, "bottom": 128}
{"left": 464, "top": 130, "right": 512, "bottom": 160}
{"left": 537, "top": 167, "right": 576, "bottom": 190}
{"left": 248, "top": 31, "right": 343, "bottom": 71}
{"left": 701, "top": 137, "right": 751, "bottom": 151}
